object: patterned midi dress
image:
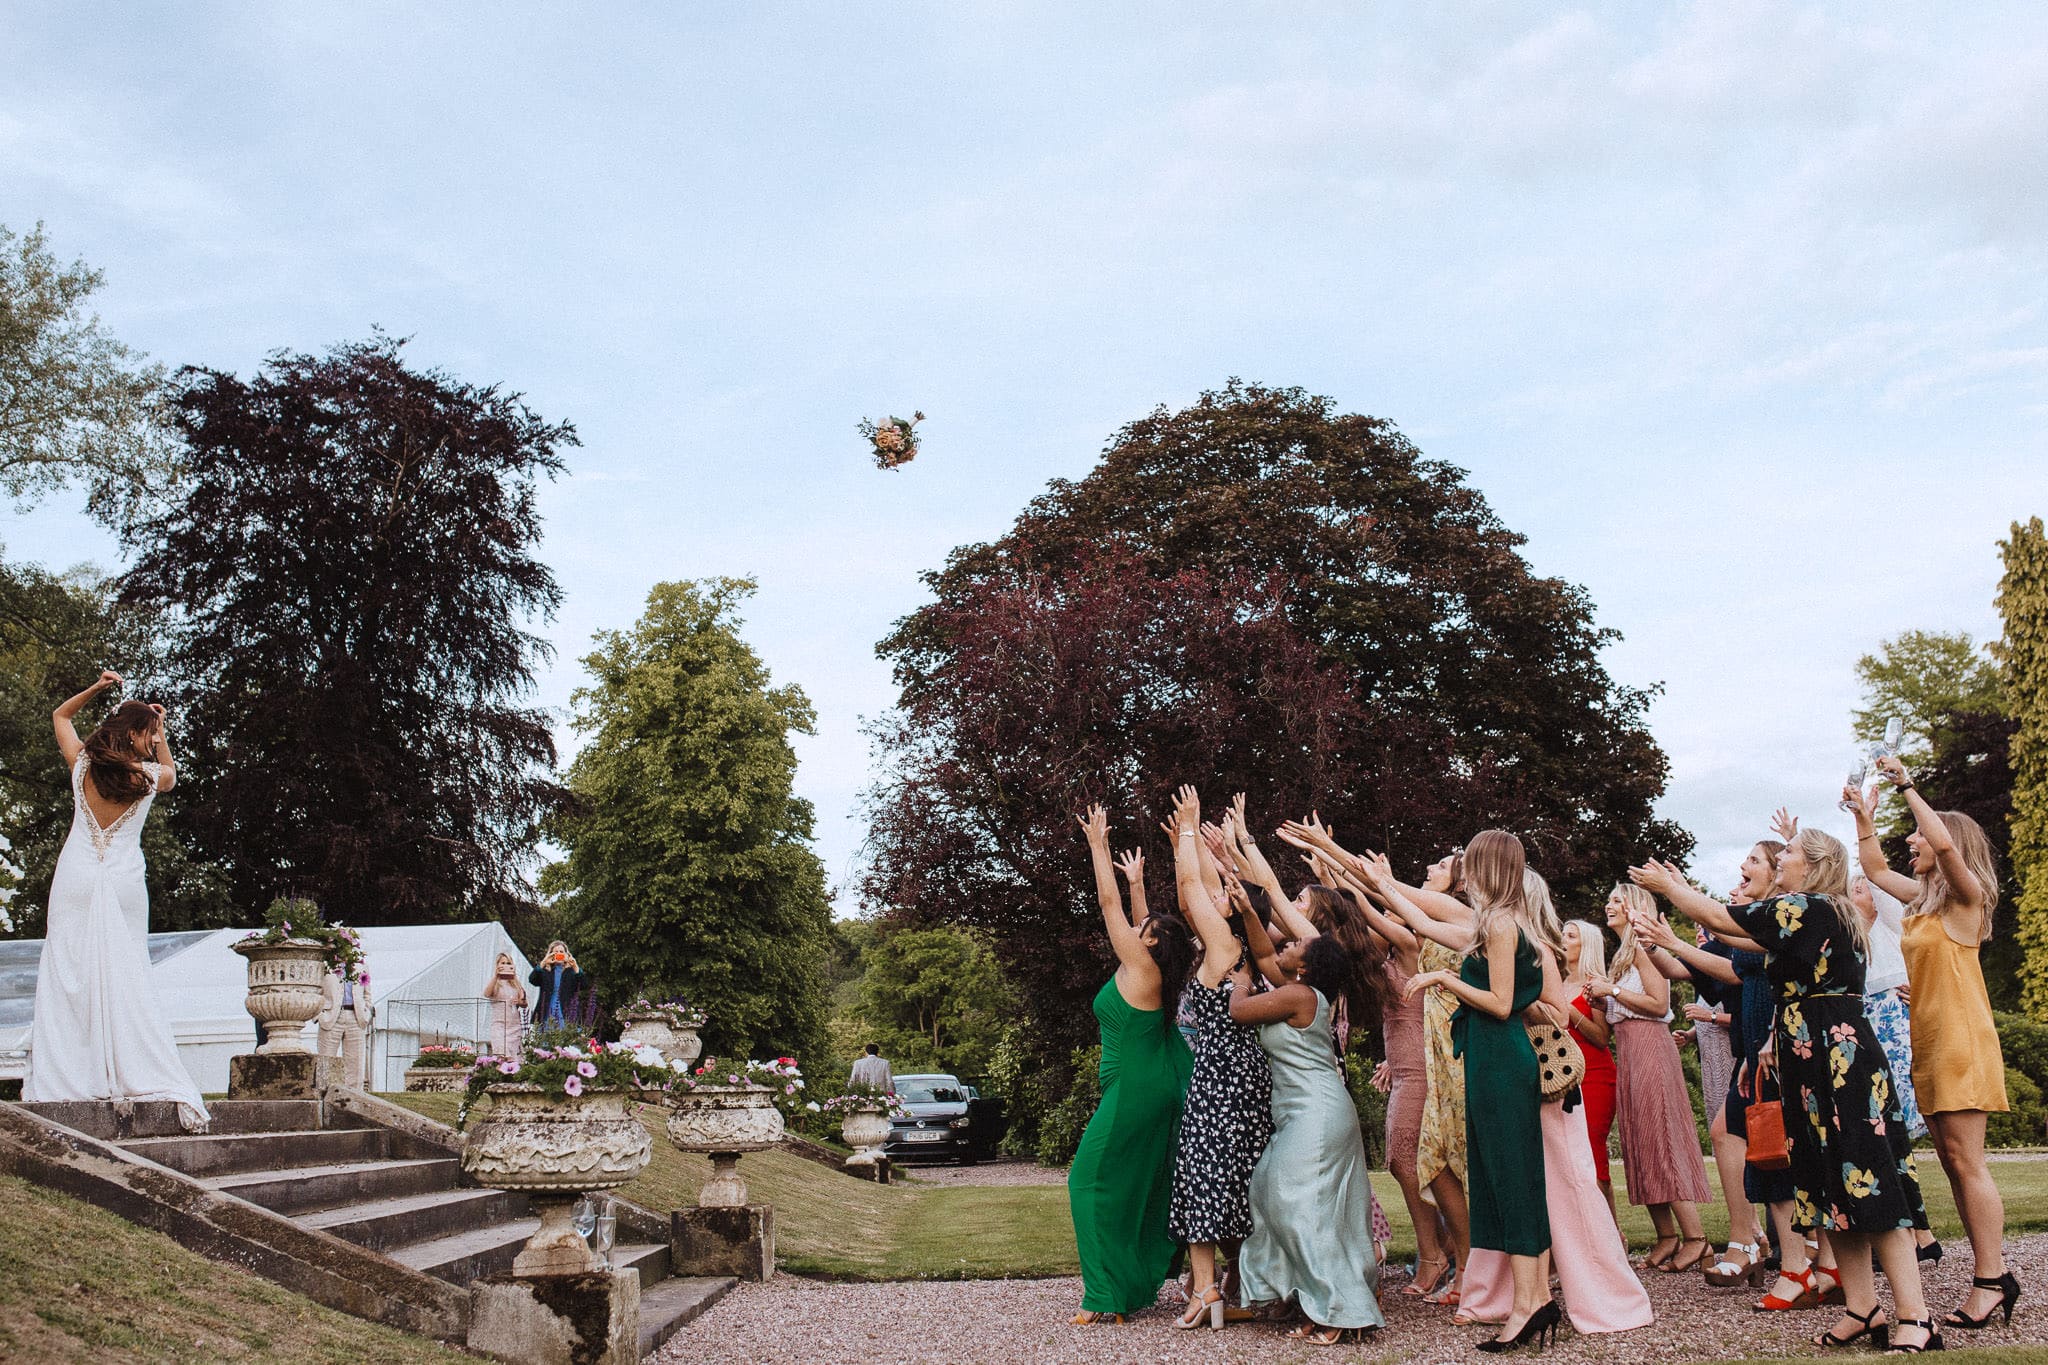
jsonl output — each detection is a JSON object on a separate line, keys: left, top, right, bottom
{"left": 1169, "top": 976, "right": 1275, "bottom": 1243}
{"left": 1725, "top": 894, "right": 1929, "bottom": 1236}
{"left": 1415, "top": 938, "right": 1468, "bottom": 1192}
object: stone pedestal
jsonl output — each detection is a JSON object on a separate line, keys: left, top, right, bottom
{"left": 846, "top": 1156, "right": 892, "bottom": 1184}
{"left": 229, "top": 1050, "right": 335, "bottom": 1100}
{"left": 672, "top": 1204, "right": 774, "bottom": 1281}
{"left": 403, "top": 1066, "right": 468, "bottom": 1093}
{"left": 468, "top": 1269, "right": 639, "bottom": 1365}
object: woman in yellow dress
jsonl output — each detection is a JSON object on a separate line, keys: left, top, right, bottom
{"left": 1855, "top": 758, "right": 2017, "bottom": 1333}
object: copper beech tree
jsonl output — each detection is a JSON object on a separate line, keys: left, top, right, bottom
{"left": 118, "top": 336, "right": 571, "bottom": 929}
{"left": 866, "top": 382, "right": 1688, "bottom": 1063}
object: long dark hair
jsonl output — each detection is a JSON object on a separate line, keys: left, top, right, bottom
{"left": 1304, "top": 885, "right": 1391, "bottom": 1025}
{"left": 81, "top": 700, "right": 159, "bottom": 805}
{"left": 1143, "top": 912, "right": 1195, "bottom": 1012}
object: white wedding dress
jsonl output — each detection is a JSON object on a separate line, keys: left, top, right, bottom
{"left": 21, "top": 758, "right": 209, "bottom": 1131}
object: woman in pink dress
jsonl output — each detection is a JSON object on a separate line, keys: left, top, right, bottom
{"left": 1456, "top": 871, "right": 1653, "bottom": 1336}
{"left": 483, "top": 951, "right": 528, "bottom": 1056}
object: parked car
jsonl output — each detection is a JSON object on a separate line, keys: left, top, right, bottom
{"left": 882, "top": 1072, "right": 1004, "bottom": 1163}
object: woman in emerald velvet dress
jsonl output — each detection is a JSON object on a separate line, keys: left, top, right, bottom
{"left": 1404, "top": 830, "right": 1558, "bottom": 1354}
{"left": 1071, "top": 803, "right": 1196, "bottom": 1323}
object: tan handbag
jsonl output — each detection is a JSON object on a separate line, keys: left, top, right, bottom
{"left": 1527, "top": 1019, "right": 1586, "bottom": 1098}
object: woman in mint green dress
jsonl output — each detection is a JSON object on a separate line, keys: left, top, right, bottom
{"left": 1071, "top": 804, "right": 1196, "bottom": 1322}
{"left": 1231, "top": 933, "right": 1385, "bottom": 1344}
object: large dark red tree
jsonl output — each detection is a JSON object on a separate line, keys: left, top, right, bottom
{"left": 867, "top": 381, "right": 1689, "bottom": 1062}
{"left": 118, "top": 336, "right": 572, "bottom": 928}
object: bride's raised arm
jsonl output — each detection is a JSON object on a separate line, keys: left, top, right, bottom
{"left": 52, "top": 670, "right": 122, "bottom": 768}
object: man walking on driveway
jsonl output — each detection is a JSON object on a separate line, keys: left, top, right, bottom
{"left": 849, "top": 1042, "right": 892, "bottom": 1092}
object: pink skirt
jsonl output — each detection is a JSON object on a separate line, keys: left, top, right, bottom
{"left": 1382, "top": 988, "right": 1426, "bottom": 1184}
{"left": 1459, "top": 1099, "right": 1655, "bottom": 1334}
{"left": 1612, "top": 1018, "right": 1712, "bottom": 1206}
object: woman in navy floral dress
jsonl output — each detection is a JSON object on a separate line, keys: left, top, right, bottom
{"left": 1631, "top": 827, "right": 1940, "bottom": 1354}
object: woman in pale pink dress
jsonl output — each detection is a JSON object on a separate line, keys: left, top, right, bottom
{"left": 483, "top": 951, "right": 527, "bottom": 1056}
{"left": 1457, "top": 871, "right": 1653, "bottom": 1335}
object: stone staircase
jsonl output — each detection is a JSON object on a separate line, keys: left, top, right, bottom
{"left": 15, "top": 1096, "right": 729, "bottom": 1357}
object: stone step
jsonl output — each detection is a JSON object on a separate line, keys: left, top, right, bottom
{"left": 120, "top": 1126, "right": 389, "bottom": 1177}
{"left": 387, "top": 1219, "right": 538, "bottom": 1285}
{"left": 298, "top": 1187, "right": 523, "bottom": 1252}
{"left": 615, "top": 1240, "right": 670, "bottom": 1291}
{"left": 20, "top": 1098, "right": 331, "bottom": 1141}
{"left": 637, "top": 1276, "right": 738, "bottom": 1357}
{"left": 205, "top": 1157, "right": 464, "bottom": 1216}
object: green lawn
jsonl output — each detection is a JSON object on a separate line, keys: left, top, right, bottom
{"left": 0, "top": 1172, "right": 469, "bottom": 1364}
{"left": 387, "top": 1092, "right": 1081, "bottom": 1280}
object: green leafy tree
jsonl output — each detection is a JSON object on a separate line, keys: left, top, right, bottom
{"left": 1996, "top": 517, "right": 2048, "bottom": 1019}
{"left": 850, "top": 923, "right": 1016, "bottom": 1079}
{"left": 545, "top": 578, "right": 833, "bottom": 1064}
{"left": 0, "top": 554, "right": 228, "bottom": 936}
{"left": 1852, "top": 629, "right": 2005, "bottom": 769}
{"left": 0, "top": 222, "right": 172, "bottom": 520}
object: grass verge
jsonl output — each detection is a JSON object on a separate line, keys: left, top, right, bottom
{"left": 386, "top": 1092, "right": 1081, "bottom": 1280}
{"left": 0, "top": 1172, "right": 468, "bottom": 1364}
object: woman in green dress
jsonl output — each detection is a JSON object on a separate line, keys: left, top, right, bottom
{"left": 1071, "top": 803, "right": 1196, "bottom": 1323}
{"left": 1404, "top": 830, "right": 1557, "bottom": 1354}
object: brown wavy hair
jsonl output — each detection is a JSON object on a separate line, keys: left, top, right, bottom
{"left": 1303, "top": 885, "right": 1392, "bottom": 1026}
{"left": 82, "top": 700, "right": 160, "bottom": 806}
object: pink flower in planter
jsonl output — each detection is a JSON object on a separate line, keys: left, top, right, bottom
{"left": 576, "top": 1061, "right": 597, "bottom": 1079}
{"left": 564, "top": 1075, "right": 583, "bottom": 1097}
{"left": 497, "top": 1061, "right": 519, "bottom": 1075}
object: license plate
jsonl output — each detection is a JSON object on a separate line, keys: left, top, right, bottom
{"left": 903, "top": 1130, "right": 945, "bottom": 1142}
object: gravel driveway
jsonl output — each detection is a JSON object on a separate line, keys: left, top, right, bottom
{"left": 654, "top": 1233, "right": 2048, "bottom": 1364}
{"left": 898, "top": 1159, "right": 1069, "bottom": 1187}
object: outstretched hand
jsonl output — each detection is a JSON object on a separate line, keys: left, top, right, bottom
{"left": 1770, "top": 807, "right": 1799, "bottom": 843}
{"left": 1077, "top": 804, "right": 1110, "bottom": 847}
{"left": 1171, "top": 784, "right": 1201, "bottom": 835}
{"left": 1113, "top": 848, "right": 1144, "bottom": 883}
{"left": 1627, "top": 860, "right": 1680, "bottom": 897}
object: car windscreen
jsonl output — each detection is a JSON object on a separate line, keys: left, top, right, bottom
{"left": 896, "top": 1081, "right": 965, "bottom": 1104}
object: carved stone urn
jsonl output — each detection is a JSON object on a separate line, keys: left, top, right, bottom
{"left": 665, "top": 1084, "right": 784, "bottom": 1206}
{"left": 461, "top": 1085, "right": 654, "bottom": 1275}
{"left": 614, "top": 1009, "right": 676, "bottom": 1061}
{"left": 232, "top": 939, "right": 329, "bottom": 1054}
{"left": 839, "top": 1102, "right": 893, "bottom": 1170}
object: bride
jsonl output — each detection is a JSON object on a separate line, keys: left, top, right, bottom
{"left": 22, "top": 671, "right": 209, "bottom": 1131}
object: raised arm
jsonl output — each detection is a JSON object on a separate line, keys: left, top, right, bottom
{"left": 1079, "top": 805, "right": 1157, "bottom": 982}
{"left": 1112, "top": 848, "right": 1148, "bottom": 928}
{"left": 1635, "top": 914, "right": 1740, "bottom": 985}
{"left": 52, "top": 670, "right": 122, "bottom": 768}
{"left": 1230, "top": 818, "right": 1295, "bottom": 922}
{"left": 1844, "top": 779, "right": 1919, "bottom": 903}
{"left": 1629, "top": 859, "right": 1742, "bottom": 938}
{"left": 1233, "top": 884, "right": 1289, "bottom": 986}
{"left": 1172, "top": 787, "right": 1242, "bottom": 984}
{"left": 1410, "top": 919, "right": 1519, "bottom": 1020}
{"left": 1878, "top": 756, "right": 1986, "bottom": 920}
{"left": 1341, "top": 871, "right": 1419, "bottom": 955}
{"left": 144, "top": 703, "right": 175, "bottom": 791}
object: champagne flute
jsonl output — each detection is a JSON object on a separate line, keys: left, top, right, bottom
{"left": 595, "top": 1208, "right": 617, "bottom": 1272}
{"left": 573, "top": 1195, "right": 597, "bottom": 1249}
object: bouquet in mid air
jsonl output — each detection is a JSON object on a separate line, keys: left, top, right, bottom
{"left": 861, "top": 410, "right": 924, "bottom": 470}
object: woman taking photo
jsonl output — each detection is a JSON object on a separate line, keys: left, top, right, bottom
{"left": 1071, "top": 803, "right": 1195, "bottom": 1324}
{"left": 1586, "top": 884, "right": 1714, "bottom": 1273}
{"left": 1859, "top": 757, "right": 2017, "bottom": 1331}
{"left": 1632, "top": 830, "right": 1937, "bottom": 1353}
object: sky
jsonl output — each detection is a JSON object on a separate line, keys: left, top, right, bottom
{"left": 4, "top": 2, "right": 2045, "bottom": 916}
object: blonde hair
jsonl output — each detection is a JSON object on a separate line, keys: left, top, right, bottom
{"left": 1522, "top": 868, "right": 1565, "bottom": 959}
{"left": 1908, "top": 810, "right": 2001, "bottom": 943}
{"left": 1563, "top": 918, "right": 1607, "bottom": 981}
{"left": 1788, "top": 828, "right": 1865, "bottom": 955}
{"left": 1608, "top": 882, "right": 1655, "bottom": 980}
{"left": 1463, "top": 830, "right": 1528, "bottom": 953}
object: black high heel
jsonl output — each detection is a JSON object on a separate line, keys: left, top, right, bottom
{"left": 1944, "top": 1272, "right": 2020, "bottom": 1330}
{"left": 1816, "top": 1305, "right": 1886, "bottom": 1348}
{"left": 1886, "top": 1316, "right": 1945, "bottom": 1353}
{"left": 1917, "top": 1240, "right": 1943, "bottom": 1264}
{"left": 1477, "top": 1300, "right": 1561, "bottom": 1354}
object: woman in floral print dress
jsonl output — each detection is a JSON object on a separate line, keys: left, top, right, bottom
{"left": 1631, "top": 827, "right": 1940, "bottom": 1354}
